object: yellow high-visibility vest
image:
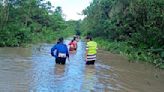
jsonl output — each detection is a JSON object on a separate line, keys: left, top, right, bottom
{"left": 86, "top": 41, "right": 97, "bottom": 55}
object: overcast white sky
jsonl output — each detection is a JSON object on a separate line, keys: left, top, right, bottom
{"left": 47, "top": 0, "right": 92, "bottom": 20}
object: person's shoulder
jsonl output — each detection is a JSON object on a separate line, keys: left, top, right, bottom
{"left": 54, "top": 43, "right": 60, "bottom": 48}
{"left": 56, "top": 43, "right": 63, "bottom": 46}
{"left": 93, "top": 41, "right": 97, "bottom": 45}
{"left": 54, "top": 43, "right": 58, "bottom": 46}
{"left": 88, "top": 41, "right": 95, "bottom": 43}
{"left": 73, "top": 40, "right": 77, "bottom": 43}
{"left": 63, "top": 44, "right": 67, "bottom": 47}
{"left": 90, "top": 41, "right": 97, "bottom": 45}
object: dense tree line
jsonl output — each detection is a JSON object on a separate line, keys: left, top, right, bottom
{"left": 81, "top": 0, "right": 164, "bottom": 67}
{"left": 0, "top": 0, "right": 71, "bottom": 46}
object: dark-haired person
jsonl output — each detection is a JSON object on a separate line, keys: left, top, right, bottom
{"left": 69, "top": 40, "right": 76, "bottom": 52}
{"left": 51, "top": 37, "right": 69, "bottom": 65}
{"left": 76, "top": 31, "right": 81, "bottom": 42}
{"left": 68, "top": 37, "right": 77, "bottom": 52}
{"left": 85, "top": 36, "right": 98, "bottom": 65}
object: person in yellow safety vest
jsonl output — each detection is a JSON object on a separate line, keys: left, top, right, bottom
{"left": 85, "top": 36, "right": 98, "bottom": 65}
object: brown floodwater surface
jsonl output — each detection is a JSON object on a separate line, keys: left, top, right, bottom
{"left": 0, "top": 40, "right": 163, "bottom": 92}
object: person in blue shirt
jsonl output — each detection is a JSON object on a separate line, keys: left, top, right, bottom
{"left": 51, "top": 37, "right": 69, "bottom": 65}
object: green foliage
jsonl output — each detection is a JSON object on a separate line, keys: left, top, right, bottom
{"left": 81, "top": 0, "right": 164, "bottom": 68}
{"left": 0, "top": 0, "right": 73, "bottom": 47}
{"left": 95, "top": 38, "right": 163, "bottom": 67}
{"left": 0, "top": 23, "right": 31, "bottom": 46}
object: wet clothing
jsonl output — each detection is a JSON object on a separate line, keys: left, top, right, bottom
{"left": 86, "top": 54, "right": 97, "bottom": 61}
{"left": 51, "top": 43, "right": 69, "bottom": 58}
{"left": 73, "top": 41, "right": 77, "bottom": 48}
{"left": 86, "top": 41, "right": 97, "bottom": 62}
{"left": 51, "top": 42, "right": 69, "bottom": 64}
{"left": 86, "top": 60, "right": 95, "bottom": 65}
{"left": 69, "top": 41, "right": 77, "bottom": 51}
{"left": 56, "top": 57, "right": 66, "bottom": 64}
{"left": 86, "top": 41, "right": 97, "bottom": 55}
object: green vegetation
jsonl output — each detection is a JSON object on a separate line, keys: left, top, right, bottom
{"left": 0, "top": 0, "right": 163, "bottom": 68}
{"left": 0, "top": 0, "right": 75, "bottom": 47}
{"left": 80, "top": 0, "right": 164, "bottom": 68}
{"left": 95, "top": 38, "right": 164, "bottom": 68}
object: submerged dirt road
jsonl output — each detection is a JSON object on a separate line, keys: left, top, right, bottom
{"left": 0, "top": 40, "right": 163, "bottom": 92}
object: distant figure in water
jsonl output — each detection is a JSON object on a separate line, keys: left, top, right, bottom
{"left": 76, "top": 31, "right": 81, "bottom": 42}
{"left": 85, "top": 36, "right": 98, "bottom": 65}
{"left": 51, "top": 37, "right": 69, "bottom": 65}
{"left": 68, "top": 36, "right": 77, "bottom": 53}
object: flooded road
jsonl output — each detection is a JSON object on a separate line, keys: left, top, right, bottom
{"left": 0, "top": 39, "right": 164, "bottom": 92}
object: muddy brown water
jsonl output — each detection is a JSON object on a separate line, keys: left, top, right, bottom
{"left": 0, "top": 40, "right": 164, "bottom": 92}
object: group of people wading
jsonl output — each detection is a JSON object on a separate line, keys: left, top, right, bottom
{"left": 51, "top": 34, "right": 97, "bottom": 65}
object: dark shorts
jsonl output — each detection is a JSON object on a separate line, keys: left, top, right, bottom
{"left": 86, "top": 60, "right": 95, "bottom": 65}
{"left": 55, "top": 57, "right": 66, "bottom": 65}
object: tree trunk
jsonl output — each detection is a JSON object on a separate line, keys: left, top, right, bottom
{"left": 0, "top": 0, "right": 9, "bottom": 31}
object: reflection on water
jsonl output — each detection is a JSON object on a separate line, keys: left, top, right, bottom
{"left": 0, "top": 40, "right": 164, "bottom": 92}
{"left": 81, "top": 65, "right": 96, "bottom": 92}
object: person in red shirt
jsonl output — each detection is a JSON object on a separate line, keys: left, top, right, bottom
{"left": 69, "top": 37, "right": 77, "bottom": 52}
